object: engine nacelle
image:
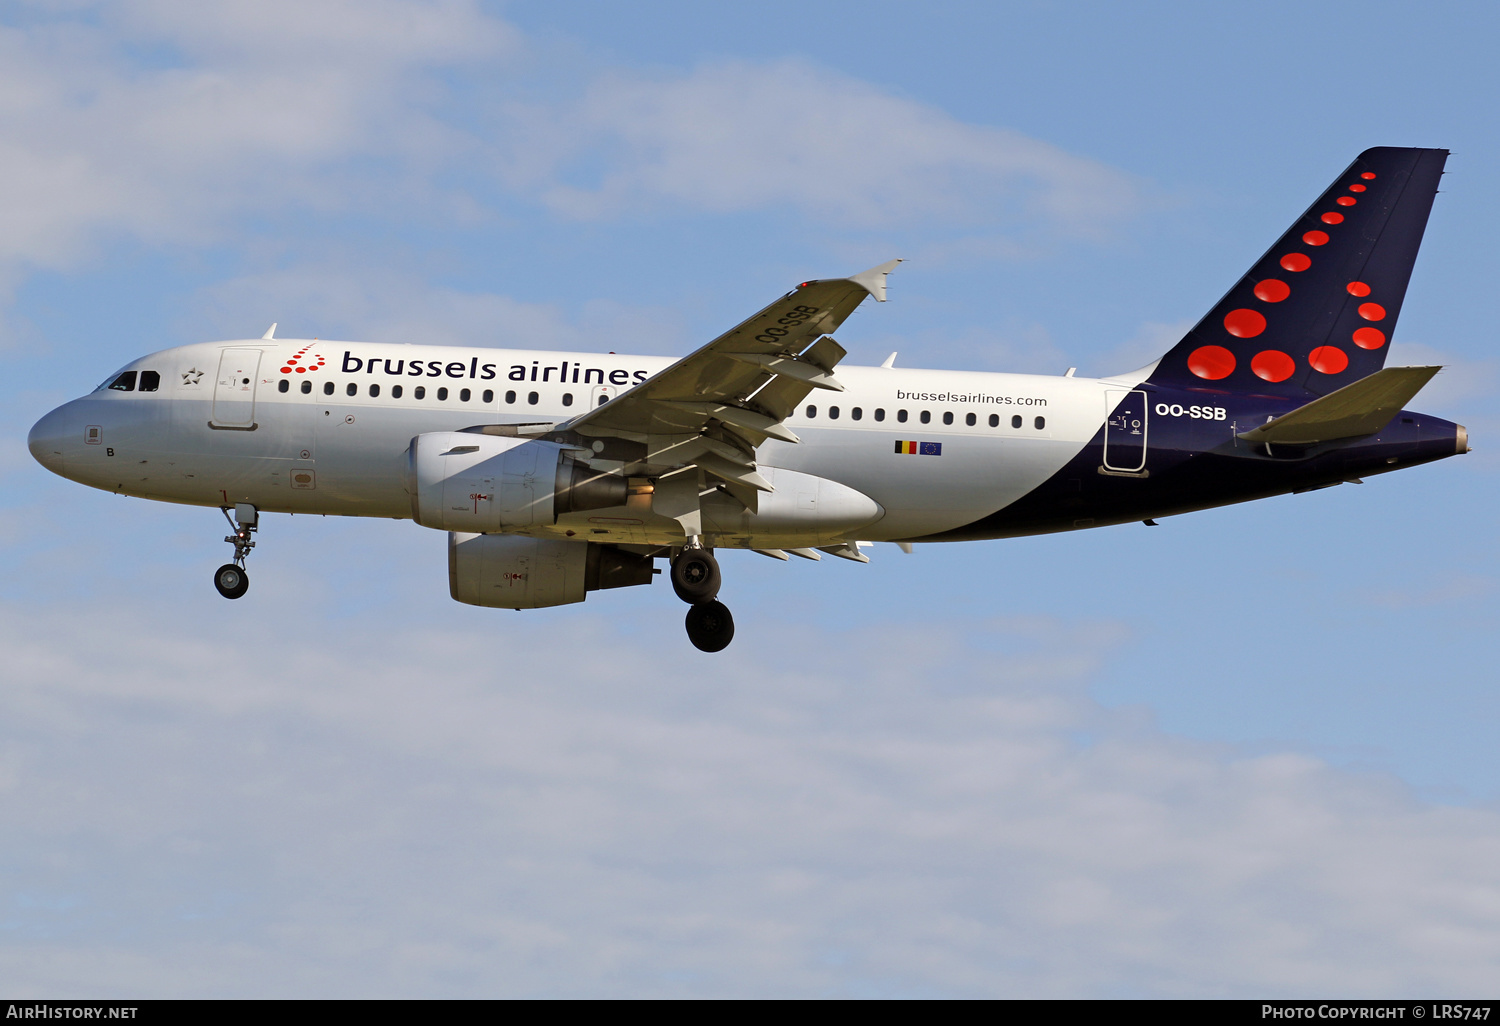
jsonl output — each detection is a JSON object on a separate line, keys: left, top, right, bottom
{"left": 409, "top": 431, "right": 626, "bottom": 532}
{"left": 449, "top": 533, "right": 655, "bottom": 609}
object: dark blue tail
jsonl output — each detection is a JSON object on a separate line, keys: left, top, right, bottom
{"left": 1148, "top": 147, "right": 1447, "bottom": 397}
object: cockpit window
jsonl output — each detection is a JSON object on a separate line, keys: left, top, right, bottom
{"left": 108, "top": 371, "right": 137, "bottom": 392}
{"left": 138, "top": 370, "right": 160, "bottom": 392}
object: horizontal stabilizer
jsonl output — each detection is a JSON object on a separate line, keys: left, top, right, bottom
{"left": 1237, "top": 365, "right": 1441, "bottom": 445}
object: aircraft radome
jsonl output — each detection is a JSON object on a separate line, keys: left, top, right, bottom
{"left": 29, "top": 147, "right": 1465, "bottom": 652}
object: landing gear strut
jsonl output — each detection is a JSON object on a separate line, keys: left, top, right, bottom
{"left": 215, "top": 503, "right": 257, "bottom": 600}
{"left": 672, "top": 545, "right": 734, "bottom": 651}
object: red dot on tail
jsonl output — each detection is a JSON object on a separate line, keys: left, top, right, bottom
{"left": 1346, "top": 281, "right": 1371, "bottom": 297}
{"left": 1352, "top": 327, "right": 1386, "bottom": 349}
{"left": 1309, "top": 346, "right": 1350, "bottom": 374}
{"left": 1322, "top": 212, "right": 1345, "bottom": 224}
{"left": 280, "top": 366, "right": 292, "bottom": 373}
{"left": 1361, "top": 172, "right": 1377, "bottom": 179}
{"left": 1254, "top": 279, "right": 1290, "bottom": 303}
{"left": 1187, "top": 345, "right": 1236, "bottom": 379}
{"left": 1280, "top": 252, "right": 1312, "bottom": 272}
{"left": 1349, "top": 184, "right": 1367, "bottom": 193}
{"left": 1303, "top": 230, "right": 1329, "bottom": 246}
{"left": 296, "top": 367, "right": 307, "bottom": 373}
{"left": 1358, "top": 302, "right": 1387, "bottom": 321}
{"left": 1336, "top": 196, "right": 1357, "bottom": 206}
{"left": 1251, "top": 350, "right": 1295, "bottom": 382}
{"left": 1223, "top": 308, "right": 1267, "bottom": 338}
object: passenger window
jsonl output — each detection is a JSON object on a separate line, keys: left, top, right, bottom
{"left": 459, "top": 388, "right": 471, "bottom": 402}
{"left": 1035, "top": 416, "right": 1046, "bottom": 430}
{"left": 437, "top": 387, "right": 449, "bottom": 401}
{"left": 805, "top": 405, "right": 817, "bottom": 418}
{"left": 942, "top": 412, "right": 953, "bottom": 425}
{"left": 369, "top": 384, "right": 380, "bottom": 397}
{"left": 1011, "top": 415, "right": 1022, "bottom": 428}
{"left": 920, "top": 411, "right": 931, "bottom": 424}
{"left": 897, "top": 409, "right": 908, "bottom": 423}
{"left": 597, "top": 394, "right": 609, "bottom": 406}
{"left": 851, "top": 407, "right": 862, "bottom": 421}
{"left": 324, "top": 381, "right": 335, "bottom": 396}
{"left": 988, "top": 413, "right": 998, "bottom": 427}
{"left": 345, "top": 383, "right": 357, "bottom": 397}
{"left": 415, "top": 385, "right": 426, "bottom": 399}
{"left": 138, "top": 371, "right": 160, "bottom": 392}
{"left": 392, "top": 384, "right": 402, "bottom": 398}
{"left": 483, "top": 389, "right": 494, "bottom": 404}
{"left": 505, "top": 390, "right": 517, "bottom": 404}
{"left": 875, "top": 409, "right": 885, "bottom": 422}
{"left": 277, "top": 379, "right": 289, "bottom": 393}
{"left": 301, "top": 380, "right": 312, "bottom": 395}
{"left": 965, "top": 412, "right": 976, "bottom": 426}
{"left": 109, "top": 371, "right": 136, "bottom": 392}
{"left": 527, "top": 391, "right": 539, "bottom": 405}
{"left": 828, "top": 406, "right": 840, "bottom": 420}
{"left": 562, "top": 393, "right": 573, "bottom": 406}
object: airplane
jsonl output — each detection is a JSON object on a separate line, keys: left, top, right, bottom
{"left": 28, "top": 147, "right": 1464, "bottom": 652}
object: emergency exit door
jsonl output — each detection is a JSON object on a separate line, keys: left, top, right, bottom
{"left": 1103, "top": 390, "right": 1148, "bottom": 473}
{"left": 212, "top": 348, "right": 262, "bottom": 428}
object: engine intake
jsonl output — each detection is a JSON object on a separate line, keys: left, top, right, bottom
{"left": 408, "top": 431, "right": 626, "bottom": 532}
{"left": 449, "top": 534, "right": 655, "bottom": 609}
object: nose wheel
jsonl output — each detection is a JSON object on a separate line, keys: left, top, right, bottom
{"left": 672, "top": 546, "right": 734, "bottom": 651}
{"left": 214, "top": 563, "right": 249, "bottom": 599}
{"left": 215, "top": 503, "right": 258, "bottom": 600}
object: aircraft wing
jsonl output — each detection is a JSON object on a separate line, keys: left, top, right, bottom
{"left": 547, "top": 260, "right": 901, "bottom": 505}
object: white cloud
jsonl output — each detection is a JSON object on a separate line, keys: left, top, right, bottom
{"left": 0, "top": 591, "right": 1497, "bottom": 997}
{"left": 183, "top": 264, "right": 692, "bottom": 355}
{"left": 498, "top": 60, "right": 1141, "bottom": 236}
{"left": 0, "top": 1, "right": 513, "bottom": 272}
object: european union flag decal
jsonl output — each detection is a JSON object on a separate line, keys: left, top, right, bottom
{"left": 920, "top": 441, "right": 942, "bottom": 456}
{"left": 894, "top": 441, "right": 942, "bottom": 456}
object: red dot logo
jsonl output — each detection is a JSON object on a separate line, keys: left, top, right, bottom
{"left": 1280, "top": 253, "right": 1312, "bottom": 272}
{"left": 1223, "top": 308, "right": 1267, "bottom": 338}
{"left": 1358, "top": 302, "right": 1387, "bottom": 321}
{"left": 1346, "top": 281, "right": 1371, "bottom": 297}
{"left": 280, "top": 366, "right": 292, "bottom": 373}
{"left": 1322, "top": 212, "right": 1345, "bottom": 224}
{"left": 1251, "top": 350, "right": 1296, "bottom": 382}
{"left": 1253, "top": 279, "right": 1290, "bottom": 303}
{"left": 1309, "top": 346, "right": 1350, "bottom": 374}
{"left": 1188, "top": 345, "right": 1237, "bottom": 379}
{"left": 1352, "top": 327, "right": 1386, "bottom": 349}
{"left": 1349, "top": 184, "right": 1367, "bottom": 193}
{"left": 1303, "top": 230, "right": 1329, "bottom": 246}
{"left": 1361, "top": 172, "right": 1377, "bottom": 180}
{"left": 1336, "top": 196, "right": 1357, "bottom": 206}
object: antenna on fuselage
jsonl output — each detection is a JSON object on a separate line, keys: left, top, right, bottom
{"left": 261, "top": 323, "right": 277, "bottom": 340}
{"left": 880, "top": 352, "right": 897, "bottom": 369}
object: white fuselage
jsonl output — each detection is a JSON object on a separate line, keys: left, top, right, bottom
{"left": 30, "top": 339, "right": 1142, "bottom": 545}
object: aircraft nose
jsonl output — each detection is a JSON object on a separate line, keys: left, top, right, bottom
{"left": 28, "top": 404, "right": 74, "bottom": 474}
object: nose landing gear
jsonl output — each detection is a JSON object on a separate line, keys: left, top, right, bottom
{"left": 214, "top": 503, "right": 257, "bottom": 600}
{"left": 672, "top": 545, "right": 734, "bottom": 651}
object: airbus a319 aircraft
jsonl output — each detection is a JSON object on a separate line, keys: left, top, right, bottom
{"left": 29, "top": 147, "right": 1464, "bottom": 651}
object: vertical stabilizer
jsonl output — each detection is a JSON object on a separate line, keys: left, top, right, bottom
{"left": 1148, "top": 147, "right": 1447, "bottom": 397}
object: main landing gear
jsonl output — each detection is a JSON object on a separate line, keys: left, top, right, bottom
{"left": 214, "top": 503, "right": 257, "bottom": 600}
{"left": 672, "top": 545, "right": 734, "bottom": 652}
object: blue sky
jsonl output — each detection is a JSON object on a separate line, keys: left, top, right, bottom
{"left": 2, "top": 0, "right": 1498, "bottom": 997}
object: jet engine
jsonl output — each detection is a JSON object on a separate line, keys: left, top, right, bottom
{"left": 408, "top": 431, "right": 626, "bottom": 532}
{"left": 449, "top": 533, "right": 655, "bottom": 609}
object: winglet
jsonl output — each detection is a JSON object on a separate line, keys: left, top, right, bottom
{"left": 847, "top": 259, "right": 903, "bottom": 302}
{"left": 261, "top": 323, "right": 277, "bottom": 340}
